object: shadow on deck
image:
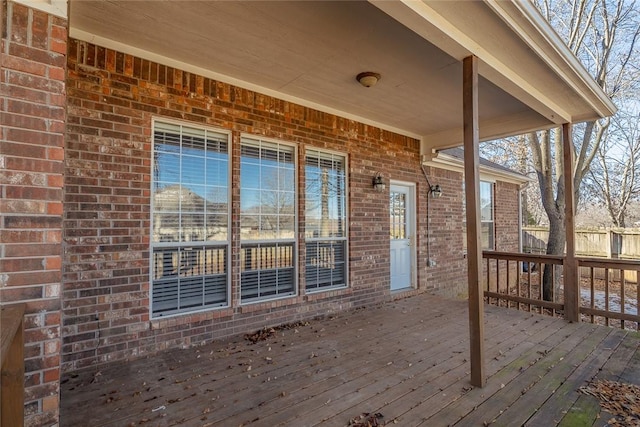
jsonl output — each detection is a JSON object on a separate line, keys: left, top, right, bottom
{"left": 60, "top": 294, "right": 640, "bottom": 426}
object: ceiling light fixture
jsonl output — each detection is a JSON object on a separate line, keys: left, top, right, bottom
{"left": 356, "top": 72, "right": 381, "bottom": 88}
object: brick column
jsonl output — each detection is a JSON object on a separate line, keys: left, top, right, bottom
{"left": 1, "top": 1, "right": 67, "bottom": 425}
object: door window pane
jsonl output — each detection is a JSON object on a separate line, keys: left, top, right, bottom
{"left": 390, "top": 192, "right": 407, "bottom": 239}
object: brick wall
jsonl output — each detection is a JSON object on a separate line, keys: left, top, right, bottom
{"left": 1, "top": 1, "right": 67, "bottom": 425}
{"left": 423, "top": 172, "right": 523, "bottom": 298}
{"left": 422, "top": 167, "right": 468, "bottom": 298}
{"left": 494, "top": 181, "right": 522, "bottom": 288}
{"left": 495, "top": 181, "right": 521, "bottom": 252}
{"left": 482, "top": 181, "right": 522, "bottom": 292}
{"left": 62, "top": 39, "right": 432, "bottom": 371}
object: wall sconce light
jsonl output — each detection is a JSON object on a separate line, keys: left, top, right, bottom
{"left": 372, "top": 172, "right": 386, "bottom": 192}
{"left": 356, "top": 71, "right": 381, "bottom": 88}
{"left": 430, "top": 184, "right": 443, "bottom": 198}
{"left": 421, "top": 165, "right": 443, "bottom": 198}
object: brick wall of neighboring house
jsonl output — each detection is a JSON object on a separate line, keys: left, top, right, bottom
{"left": 1, "top": 2, "right": 67, "bottom": 425}
{"left": 62, "top": 39, "right": 437, "bottom": 371}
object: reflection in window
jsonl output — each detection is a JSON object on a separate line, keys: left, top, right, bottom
{"left": 305, "top": 150, "right": 347, "bottom": 292}
{"left": 480, "top": 181, "right": 495, "bottom": 250}
{"left": 240, "top": 137, "right": 296, "bottom": 302}
{"left": 390, "top": 192, "right": 407, "bottom": 240}
{"left": 151, "top": 121, "right": 229, "bottom": 317}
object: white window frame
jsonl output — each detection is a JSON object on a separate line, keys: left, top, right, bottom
{"left": 239, "top": 135, "right": 298, "bottom": 304}
{"left": 150, "top": 118, "right": 231, "bottom": 318}
{"left": 304, "top": 148, "right": 348, "bottom": 293}
{"left": 480, "top": 181, "right": 495, "bottom": 250}
{"left": 463, "top": 179, "right": 495, "bottom": 252}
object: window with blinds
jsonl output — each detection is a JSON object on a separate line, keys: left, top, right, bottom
{"left": 305, "top": 150, "right": 347, "bottom": 291}
{"left": 240, "top": 137, "right": 296, "bottom": 302}
{"left": 151, "top": 121, "right": 230, "bottom": 317}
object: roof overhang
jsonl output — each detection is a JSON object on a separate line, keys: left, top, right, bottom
{"left": 67, "top": 0, "right": 615, "bottom": 150}
{"left": 423, "top": 149, "right": 533, "bottom": 186}
{"left": 372, "top": 0, "right": 616, "bottom": 150}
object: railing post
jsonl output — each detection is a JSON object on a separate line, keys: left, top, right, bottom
{"left": 562, "top": 123, "right": 580, "bottom": 322}
{"left": 1, "top": 304, "right": 26, "bottom": 427}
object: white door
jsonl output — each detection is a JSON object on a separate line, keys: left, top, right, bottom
{"left": 390, "top": 183, "right": 414, "bottom": 291}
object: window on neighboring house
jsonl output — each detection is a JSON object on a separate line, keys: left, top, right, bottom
{"left": 305, "top": 150, "right": 347, "bottom": 292}
{"left": 462, "top": 180, "right": 495, "bottom": 251}
{"left": 240, "top": 137, "right": 296, "bottom": 302}
{"left": 151, "top": 121, "right": 230, "bottom": 317}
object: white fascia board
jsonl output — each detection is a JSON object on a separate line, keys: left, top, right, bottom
{"left": 69, "top": 28, "right": 422, "bottom": 142}
{"left": 422, "top": 151, "right": 532, "bottom": 186}
{"left": 487, "top": 0, "right": 616, "bottom": 119}
{"left": 13, "top": 0, "right": 67, "bottom": 18}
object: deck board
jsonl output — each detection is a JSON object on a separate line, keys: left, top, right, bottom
{"left": 202, "top": 305, "right": 465, "bottom": 426}
{"left": 621, "top": 348, "right": 640, "bottom": 385}
{"left": 416, "top": 315, "right": 571, "bottom": 426}
{"left": 488, "top": 325, "right": 612, "bottom": 426}
{"left": 311, "top": 312, "right": 560, "bottom": 426}
{"left": 293, "top": 310, "right": 542, "bottom": 426}
{"left": 60, "top": 294, "right": 640, "bottom": 427}
{"left": 371, "top": 316, "right": 565, "bottom": 426}
{"left": 524, "top": 329, "right": 626, "bottom": 427}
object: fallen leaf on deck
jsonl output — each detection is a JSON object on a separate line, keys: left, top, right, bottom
{"left": 579, "top": 380, "right": 640, "bottom": 426}
{"left": 244, "top": 321, "right": 310, "bottom": 344}
{"left": 245, "top": 328, "right": 276, "bottom": 344}
{"left": 348, "top": 412, "right": 384, "bottom": 426}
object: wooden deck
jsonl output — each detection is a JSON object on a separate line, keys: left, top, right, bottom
{"left": 60, "top": 295, "right": 640, "bottom": 426}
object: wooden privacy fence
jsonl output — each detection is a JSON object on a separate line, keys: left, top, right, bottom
{"left": 523, "top": 227, "right": 637, "bottom": 257}
{"left": 1, "top": 303, "right": 25, "bottom": 427}
{"left": 483, "top": 252, "right": 640, "bottom": 330}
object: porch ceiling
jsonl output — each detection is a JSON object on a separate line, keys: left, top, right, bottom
{"left": 69, "top": 0, "right": 615, "bottom": 150}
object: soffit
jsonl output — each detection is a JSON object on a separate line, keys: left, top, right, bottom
{"left": 424, "top": 148, "right": 532, "bottom": 185}
{"left": 69, "top": 0, "right": 613, "bottom": 149}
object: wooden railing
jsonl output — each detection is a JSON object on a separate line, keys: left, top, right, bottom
{"left": 483, "top": 252, "right": 564, "bottom": 315}
{"left": 577, "top": 257, "right": 640, "bottom": 329}
{"left": 483, "top": 252, "right": 640, "bottom": 330}
{"left": 1, "top": 303, "right": 25, "bottom": 427}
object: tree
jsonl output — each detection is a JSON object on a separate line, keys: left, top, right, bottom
{"left": 528, "top": 0, "right": 639, "bottom": 300}
{"left": 585, "top": 111, "right": 640, "bottom": 227}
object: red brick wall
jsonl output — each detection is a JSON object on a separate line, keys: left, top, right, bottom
{"left": 479, "top": 181, "right": 522, "bottom": 293}
{"left": 1, "top": 2, "right": 67, "bottom": 425}
{"left": 495, "top": 181, "right": 521, "bottom": 252}
{"left": 421, "top": 172, "right": 523, "bottom": 298}
{"left": 493, "top": 181, "right": 522, "bottom": 289}
{"left": 422, "top": 167, "right": 468, "bottom": 298}
{"left": 63, "top": 39, "right": 433, "bottom": 371}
